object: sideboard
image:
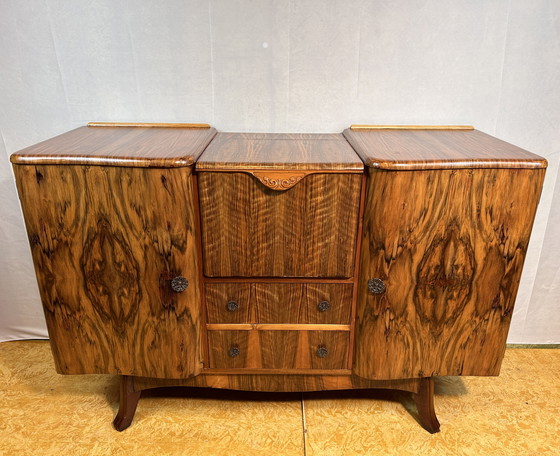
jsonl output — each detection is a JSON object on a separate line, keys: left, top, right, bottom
{"left": 10, "top": 122, "right": 547, "bottom": 433}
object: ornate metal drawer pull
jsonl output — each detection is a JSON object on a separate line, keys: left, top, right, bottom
{"left": 317, "top": 346, "right": 328, "bottom": 358}
{"left": 226, "top": 300, "right": 239, "bottom": 312}
{"left": 170, "top": 276, "right": 189, "bottom": 293}
{"left": 228, "top": 346, "right": 240, "bottom": 358}
{"left": 317, "top": 301, "right": 330, "bottom": 312}
{"left": 368, "top": 278, "right": 386, "bottom": 294}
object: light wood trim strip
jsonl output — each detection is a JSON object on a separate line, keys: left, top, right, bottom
{"left": 87, "top": 121, "right": 211, "bottom": 128}
{"left": 203, "top": 368, "right": 352, "bottom": 375}
{"left": 350, "top": 124, "right": 474, "bottom": 131}
{"left": 206, "top": 324, "right": 351, "bottom": 331}
{"left": 203, "top": 277, "right": 355, "bottom": 284}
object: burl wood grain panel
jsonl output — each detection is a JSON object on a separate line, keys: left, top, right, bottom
{"left": 343, "top": 128, "right": 547, "bottom": 170}
{"left": 13, "top": 164, "right": 203, "bottom": 378}
{"left": 196, "top": 132, "right": 363, "bottom": 171}
{"left": 10, "top": 125, "right": 217, "bottom": 168}
{"left": 205, "top": 283, "right": 353, "bottom": 324}
{"left": 198, "top": 172, "right": 362, "bottom": 277}
{"left": 208, "top": 331, "right": 349, "bottom": 369}
{"left": 353, "top": 167, "right": 546, "bottom": 379}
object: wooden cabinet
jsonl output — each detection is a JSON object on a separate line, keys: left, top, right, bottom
{"left": 11, "top": 123, "right": 547, "bottom": 433}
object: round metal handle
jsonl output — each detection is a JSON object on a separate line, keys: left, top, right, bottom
{"left": 317, "top": 346, "right": 328, "bottom": 358}
{"left": 368, "top": 278, "right": 386, "bottom": 295}
{"left": 228, "top": 346, "right": 240, "bottom": 358}
{"left": 317, "top": 301, "right": 330, "bottom": 312}
{"left": 170, "top": 276, "right": 189, "bottom": 293}
{"left": 226, "top": 300, "right": 239, "bottom": 312}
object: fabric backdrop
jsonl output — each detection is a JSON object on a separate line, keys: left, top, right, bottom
{"left": 1, "top": 0, "right": 558, "bottom": 343}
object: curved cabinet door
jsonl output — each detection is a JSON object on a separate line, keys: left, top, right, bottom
{"left": 353, "top": 167, "right": 545, "bottom": 380}
{"left": 14, "top": 165, "right": 202, "bottom": 379}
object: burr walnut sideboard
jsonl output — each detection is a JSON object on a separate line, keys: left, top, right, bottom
{"left": 10, "top": 122, "right": 547, "bottom": 433}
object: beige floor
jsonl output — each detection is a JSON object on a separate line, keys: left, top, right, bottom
{"left": 0, "top": 341, "right": 558, "bottom": 456}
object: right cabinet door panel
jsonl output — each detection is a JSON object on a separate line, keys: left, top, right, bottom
{"left": 353, "top": 167, "right": 545, "bottom": 380}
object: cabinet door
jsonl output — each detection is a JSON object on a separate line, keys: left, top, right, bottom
{"left": 14, "top": 164, "right": 202, "bottom": 378}
{"left": 353, "top": 168, "right": 545, "bottom": 380}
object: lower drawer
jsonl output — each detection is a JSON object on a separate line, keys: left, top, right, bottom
{"left": 207, "top": 330, "right": 349, "bottom": 370}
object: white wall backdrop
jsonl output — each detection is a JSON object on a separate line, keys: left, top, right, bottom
{"left": 1, "top": 0, "right": 558, "bottom": 343}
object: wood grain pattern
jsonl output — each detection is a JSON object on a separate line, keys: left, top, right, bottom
{"left": 133, "top": 373, "right": 421, "bottom": 393}
{"left": 13, "top": 164, "right": 203, "bottom": 378}
{"left": 196, "top": 132, "right": 363, "bottom": 171}
{"left": 208, "top": 331, "right": 349, "bottom": 370}
{"left": 353, "top": 167, "right": 546, "bottom": 380}
{"left": 10, "top": 125, "right": 217, "bottom": 168}
{"left": 205, "top": 283, "right": 353, "bottom": 324}
{"left": 206, "top": 324, "right": 350, "bottom": 331}
{"left": 343, "top": 128, "right": 548, "bottom": 170}
{"left": 198, "top": 172, "right": 362, "bottom": 277}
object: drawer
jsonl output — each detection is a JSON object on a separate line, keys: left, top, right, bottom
{"left": 205, "top": 283, "right": 353, "bottom": 324}
{"left": 198, "top": 172, "right": 362, "bottom": 277}
{"left": 207, "top": 330, "right": 349, "bottom": 369}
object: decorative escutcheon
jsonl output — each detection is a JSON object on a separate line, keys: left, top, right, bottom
{"left": 170, "top": 276, "right": 189, "bottom": 293}
{"left": 317, "top": 346, "right": 328, "bottom": 358}
{"left": 229, "top": 346, "right": 240, "bottom": 358}
{"left": 226, "top": 300, "right": 239, "bottom": 312}
{"left": 317, "top": 301, "right": 330, "bottom": 312}
{"left": 368, "top": 278, "right": 386, "bottom": 295}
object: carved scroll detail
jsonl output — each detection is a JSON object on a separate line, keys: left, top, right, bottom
{"left": 250, "top": 172, "right": 309, "bottom": 190}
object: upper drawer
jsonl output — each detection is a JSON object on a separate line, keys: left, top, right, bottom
{"left": 198, "top": 172, "right": 362, "bottom": 277}
{"left": 205, "top": 282, "right": 353, "bottom": 324}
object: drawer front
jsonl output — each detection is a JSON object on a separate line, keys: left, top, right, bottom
{"left": 198, "top": 172, "right": 362, "bottom": 277}
{"left": 205, "top": 283, "right": 353, "bottom": 324}
{"left": 208, "top": 331, "right": 349, "bottom": 369}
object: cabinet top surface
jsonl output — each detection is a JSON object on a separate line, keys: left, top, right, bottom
{"left": 343, "top": 128, "right": 547, "bottom": 170}
{"left": 196, "top": 133, "right": 364, "bottom": 171}
{"left": 10, "top": 125, "right": 217, "bottom": 168}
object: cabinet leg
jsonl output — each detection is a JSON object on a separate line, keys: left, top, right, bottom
{"left": 113, "top": 375, "right": 141, "bottom": 431}
{"left": 412, "top": 377, "right": 440, "bottom": 433}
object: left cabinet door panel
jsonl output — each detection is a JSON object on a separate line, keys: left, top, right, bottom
{"left": 13, "top": 164, "right": 203, "bottom": 378}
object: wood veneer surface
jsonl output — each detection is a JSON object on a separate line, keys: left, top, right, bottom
{"left": 196, "top": 132, "right": 364, "bottom": 171}
{"left": 198, "top": 172, "right": 362, "bottom": 277}
{"left": 13, "top": 165, "right": 202, "bottom": 378}
{"left": 205, "top": 283, "right": 353, "bottom": 324}
{"left": 354, "top": 167, "right": 546, "bottom": 379}
{"left": 10, "top": 125, "right": 217, "bottom": 168}
{"left": 343, "top": 128, "right": 547, "bottom": 170}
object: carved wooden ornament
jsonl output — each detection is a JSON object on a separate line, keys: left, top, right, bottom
{"left": 250, "top": 171, "right": 309, "bottom": 190}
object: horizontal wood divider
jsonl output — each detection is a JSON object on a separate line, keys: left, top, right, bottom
{"left": 206, "top": 324, "right": 351, "bottom": 331}
{"left": 350, "top": 124, "right": 474, "bottom": 130}
{"left": 87, "top": 121, "right": 211, "bottom": 128}
{"left": 202, "top": 368, "right": 353, "bottom": 375}
{"left": 203, "top": 277, "right": 355, "bottom": 284}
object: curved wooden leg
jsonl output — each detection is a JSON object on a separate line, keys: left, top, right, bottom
{"left": 113, "top": 375, "right": 141, "bottom": 431}
{"left": 412, "top": 377, "right": 440, "bottom": 433}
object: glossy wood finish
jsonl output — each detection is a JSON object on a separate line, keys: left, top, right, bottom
{"left": 350, "top": 124, "right": 474, "bottom": 131}
{"left": 198, "top": 172, "right": 362, "bottom": 277}
{"left": 205, "top": 283, "right": 353, "bottom": 324}
{"left": 133, "top": 373, "right": 422, "bottom": 394}
{"left": 10, "top": 125, "right": 217, "bottom": 168}
{"left": 113, "top": 375, "right": 141, "bottom": 432}
{"left": 412, "top": 377, "right": 440, "bottom": 434}
{"left": 207, "top": 331, "right": 349, "bottom": 369}
{"left": 343, "top": 127, "right": 548, "bottom": 170}
{"left": 13, "top": 165, "right": 203, "bottom": 378}
{"left": 196, "top": 132, "right": 363, "bottom": 171}
{"left": 353, "top": 167, "right": 546, "bottom": 380}
{"left": 87, "top": 122, "right": 211, "bottom": 128}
